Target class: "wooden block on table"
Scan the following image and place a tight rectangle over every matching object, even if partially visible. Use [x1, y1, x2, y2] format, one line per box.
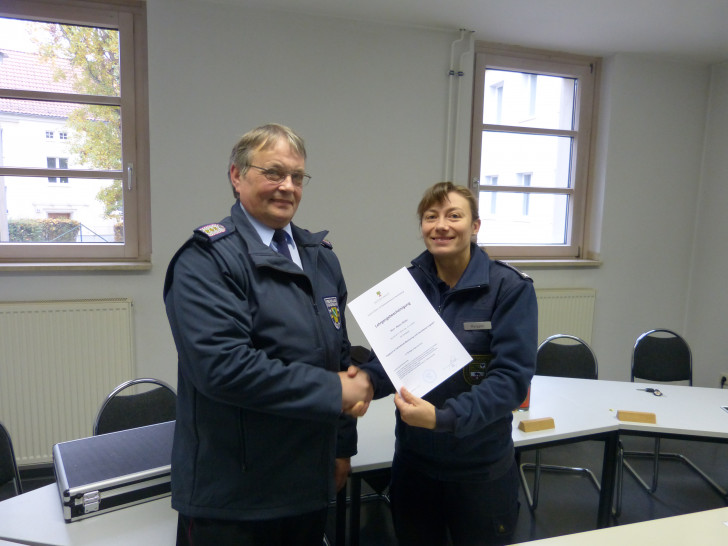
[617, 410, 657, 423]
[518, 417, 555, 432]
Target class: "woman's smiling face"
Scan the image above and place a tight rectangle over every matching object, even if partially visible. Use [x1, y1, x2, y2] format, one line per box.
[420, 191, 481, 261]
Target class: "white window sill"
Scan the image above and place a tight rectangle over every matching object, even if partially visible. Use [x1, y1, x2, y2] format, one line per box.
[502, 258, 602, 269]
[0, 261, 152, 272]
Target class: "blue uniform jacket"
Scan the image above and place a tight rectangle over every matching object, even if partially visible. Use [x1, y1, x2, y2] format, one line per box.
[163, 203, 355, 521]
[362, 244, 537, 480]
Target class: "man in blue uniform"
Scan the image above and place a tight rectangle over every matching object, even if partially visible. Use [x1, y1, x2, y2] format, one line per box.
[164, 123, 372, 545]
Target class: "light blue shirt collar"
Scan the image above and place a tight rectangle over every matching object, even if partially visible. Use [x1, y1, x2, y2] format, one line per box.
[239, 203, 302, 268]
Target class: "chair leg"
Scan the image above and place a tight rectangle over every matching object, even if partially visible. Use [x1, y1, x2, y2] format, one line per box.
[622, 437, 728, 501]
[520, 449, 601, 511]
[613, 442, 623, 518]
[659, 452, 728, 498]
[534, 464, 601, 491]
[519, 449, 542, 510]
[621, 437, 660, 493]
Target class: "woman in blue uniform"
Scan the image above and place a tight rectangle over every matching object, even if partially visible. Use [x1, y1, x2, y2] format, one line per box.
[362, 182, 537, 546]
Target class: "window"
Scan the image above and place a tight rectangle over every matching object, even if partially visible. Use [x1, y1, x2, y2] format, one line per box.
[47, 157, 69, 183]
[0, 0, 150, 267]
[470, 43, 599, 260]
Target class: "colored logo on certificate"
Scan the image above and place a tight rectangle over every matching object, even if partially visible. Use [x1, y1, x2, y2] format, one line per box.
[324, 296, 341, 330]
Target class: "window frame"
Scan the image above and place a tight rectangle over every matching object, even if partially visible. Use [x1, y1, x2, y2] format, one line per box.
[469, 42, 600, 261]
[0, 0, 150, 268]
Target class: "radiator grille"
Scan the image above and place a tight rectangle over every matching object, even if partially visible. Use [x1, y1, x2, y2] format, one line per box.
[536, 288, 596, 344]
[0, 299, 134, 465]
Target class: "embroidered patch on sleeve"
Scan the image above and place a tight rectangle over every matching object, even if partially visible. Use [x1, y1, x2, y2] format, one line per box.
[197, 223, 226, 237]
[323, 296, 341, 330]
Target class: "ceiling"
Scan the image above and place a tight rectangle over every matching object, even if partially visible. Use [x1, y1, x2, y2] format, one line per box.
[203, 0, 728, 64]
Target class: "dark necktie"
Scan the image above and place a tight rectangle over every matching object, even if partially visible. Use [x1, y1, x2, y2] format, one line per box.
[272, 229, 292, 261]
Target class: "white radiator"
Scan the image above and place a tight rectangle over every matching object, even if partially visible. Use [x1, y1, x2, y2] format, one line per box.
[0, 299, 134, 465]
[536, 288, 596, 344]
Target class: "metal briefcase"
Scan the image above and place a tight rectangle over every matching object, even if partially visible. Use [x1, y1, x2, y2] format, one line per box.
[53, 420, 174, 522]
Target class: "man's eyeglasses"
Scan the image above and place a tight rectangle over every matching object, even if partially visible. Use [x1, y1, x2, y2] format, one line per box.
[248, 165, 311, 187]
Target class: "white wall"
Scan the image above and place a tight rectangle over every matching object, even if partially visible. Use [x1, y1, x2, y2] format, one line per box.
[529, 54, 711, 381]
[685, 62, 728, 388]
[1, 0, 725, 389]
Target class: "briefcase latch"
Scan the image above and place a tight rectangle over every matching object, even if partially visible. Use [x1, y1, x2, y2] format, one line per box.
[82, 491, 100, 514]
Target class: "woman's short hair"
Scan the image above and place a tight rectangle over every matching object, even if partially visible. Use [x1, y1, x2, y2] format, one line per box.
[227, 123, 307, 198]
[417, 182, 479, 223]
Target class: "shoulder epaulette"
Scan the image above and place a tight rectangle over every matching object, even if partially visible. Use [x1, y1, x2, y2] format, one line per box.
[495, 260, 531, 281]
[193, 222, 235, 243]
[321, 239, 333, 249]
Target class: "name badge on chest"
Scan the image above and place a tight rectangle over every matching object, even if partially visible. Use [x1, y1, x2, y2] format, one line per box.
[463, 321, 491, 331]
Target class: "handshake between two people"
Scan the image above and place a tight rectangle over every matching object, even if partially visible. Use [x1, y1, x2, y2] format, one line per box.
[338, 365, 374, 417]
[337, 366, 437, 428]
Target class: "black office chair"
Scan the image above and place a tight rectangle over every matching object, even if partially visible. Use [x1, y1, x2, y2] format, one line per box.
[519, 334, 601, 510]
[93, 378, 177, 436]
[0, 421, 23, 500]
[614, 329, 727, 516]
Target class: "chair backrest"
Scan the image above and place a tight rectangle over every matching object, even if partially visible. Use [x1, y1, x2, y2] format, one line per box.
[93, 378, 177, 435]
[536, 334, 598, 380]
[631, 329, 692, 384]
[0, 420, 23, 497]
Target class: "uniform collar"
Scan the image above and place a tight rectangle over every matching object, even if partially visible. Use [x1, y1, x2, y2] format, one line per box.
[230, 202, 327, 249]
[237, 203, 292, 247]
[412, 242, 491, 290]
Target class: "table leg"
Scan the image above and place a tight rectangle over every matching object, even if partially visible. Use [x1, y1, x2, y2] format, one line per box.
[335, 484, 347, 546]
[597, 431, 618, 528]
[349, 476, 362, 546]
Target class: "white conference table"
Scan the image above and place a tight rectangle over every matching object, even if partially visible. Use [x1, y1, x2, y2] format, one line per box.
[346, 375, 728, 546]
[511, 505, 728, 545]
[2, 376, 728, 546]
[0, 483, 175, 545]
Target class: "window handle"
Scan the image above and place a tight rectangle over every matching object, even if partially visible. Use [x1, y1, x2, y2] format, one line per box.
[127, 163, 134, 191]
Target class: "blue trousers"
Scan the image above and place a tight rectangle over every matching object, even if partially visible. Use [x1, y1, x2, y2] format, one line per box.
[176, 508, 327, 546]
[389, 455, 520, 546]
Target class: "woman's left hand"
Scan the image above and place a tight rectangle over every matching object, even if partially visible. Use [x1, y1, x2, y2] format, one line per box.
[394, 387, 436, 429]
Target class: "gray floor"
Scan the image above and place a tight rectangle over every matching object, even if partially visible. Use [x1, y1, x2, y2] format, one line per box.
[328, 436, 728, 545]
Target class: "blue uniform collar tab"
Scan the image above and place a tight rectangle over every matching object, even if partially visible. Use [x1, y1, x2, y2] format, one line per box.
[411, 243, 491, 289]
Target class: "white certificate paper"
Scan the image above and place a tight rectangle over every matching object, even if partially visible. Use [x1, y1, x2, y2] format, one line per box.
[349, 267, 472, 397]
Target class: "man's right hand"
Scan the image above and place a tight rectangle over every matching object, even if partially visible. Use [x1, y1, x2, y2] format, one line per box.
[339, 366, 373, 417]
